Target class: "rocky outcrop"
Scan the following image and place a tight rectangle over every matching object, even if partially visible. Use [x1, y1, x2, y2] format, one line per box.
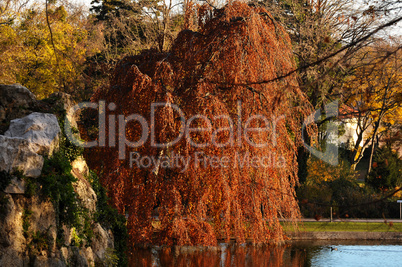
[5, 112, 60, 156]
[0, 191, 115, 266]
[0, 85, 118, 266]
[0, 113, 60, 178]
[4, 177, 27, 194]
[0, 135, 44, 178]
[48, 92, 79, 129]
[0, 84, 37, 122]
[0, 193, 58, 266]
[0, 85, 77, 135]
[91, 223, 114, 261]
[71, 167, 97, 216]
[0, 84, 42, 135]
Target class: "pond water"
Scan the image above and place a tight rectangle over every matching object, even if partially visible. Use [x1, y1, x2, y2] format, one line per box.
[128, 240, 402, 266]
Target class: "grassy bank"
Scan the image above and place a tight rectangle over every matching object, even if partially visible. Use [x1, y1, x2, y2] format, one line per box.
[282, 222, 402, 232]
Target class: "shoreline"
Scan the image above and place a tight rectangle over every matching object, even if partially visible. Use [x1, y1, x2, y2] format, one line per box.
[287, 231, 402, 240]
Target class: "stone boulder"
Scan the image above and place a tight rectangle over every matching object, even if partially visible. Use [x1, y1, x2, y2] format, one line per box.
[0, 194, 56, 267]
[0, 86, 117, 266]
[0, 112, 60, 178]
[0, 84, 38, 134]
[5, 112, 60, 156]
[0, 135, 44, 178]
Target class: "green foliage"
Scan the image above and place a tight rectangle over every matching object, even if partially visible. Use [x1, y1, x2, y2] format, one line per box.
[297, 180, 399, 218]
[22, 209, 33, 238]
[70, 227, 82, 247]
[56, 227, 65, 248]
[304, 156, 356, 185]
[38, 151, 81, 227]
[366, 146, 402, 191]
[37, 130, 126, 262]
[59, 119, 84, 163]
[37, 149, 96, 247]
[31, 230, 50, 252]
[91, 0, 137, 21]
[22, 209, 51, 257]
[82, 212, 95, 247]
[34, 106, 127, 259]
[88, 171, 128, 267]
[34, 94, 93, 245]
[102, 248, 119, 267]
[40, 95, 67, 115]
[24, 177, 38, 198]
[41, 95, 85, 162]
[25, 228, 52, 260]
[298, 156, 400, 218]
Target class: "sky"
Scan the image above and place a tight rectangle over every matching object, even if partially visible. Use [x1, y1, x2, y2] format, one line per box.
[73, 0, 93, 8]
[67, 0, 91, 7]
[66, 0, 93, 11]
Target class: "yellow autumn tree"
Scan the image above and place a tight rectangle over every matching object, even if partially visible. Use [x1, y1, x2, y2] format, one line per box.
[0, 1, 100, 98]
[305, 156, 356, 185]
[342, 43, 402, 171]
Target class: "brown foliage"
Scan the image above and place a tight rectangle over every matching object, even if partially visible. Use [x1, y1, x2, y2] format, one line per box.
[83, 2, 311, 246]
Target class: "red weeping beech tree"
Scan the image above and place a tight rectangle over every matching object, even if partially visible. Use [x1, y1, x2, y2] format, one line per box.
[82, 2, 312, 246]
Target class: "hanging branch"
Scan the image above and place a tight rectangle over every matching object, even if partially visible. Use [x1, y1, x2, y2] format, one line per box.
[208, 15, 402, 86]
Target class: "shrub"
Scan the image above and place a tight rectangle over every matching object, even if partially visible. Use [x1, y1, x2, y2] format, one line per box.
[366, 146, 402, 191]
[298, 156, 400, 218]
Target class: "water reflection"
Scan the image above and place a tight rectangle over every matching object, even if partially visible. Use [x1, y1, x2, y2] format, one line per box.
[129, 243, 304, 266]
[129, 240, 402, 267]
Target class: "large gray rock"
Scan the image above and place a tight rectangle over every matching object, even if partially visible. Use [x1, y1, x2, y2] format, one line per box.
[0, 135, 44, 177]
[0, 112, 60, 178]
[0, 84, 38, 134]
[0, 87, 116, 266]
[5, 112, 60, 156]
[0, 84, 36, 106]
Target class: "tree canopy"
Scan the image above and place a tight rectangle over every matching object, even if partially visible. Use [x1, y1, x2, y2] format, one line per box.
[0, 1, 100, 98]
[83, 2, 312, 246]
